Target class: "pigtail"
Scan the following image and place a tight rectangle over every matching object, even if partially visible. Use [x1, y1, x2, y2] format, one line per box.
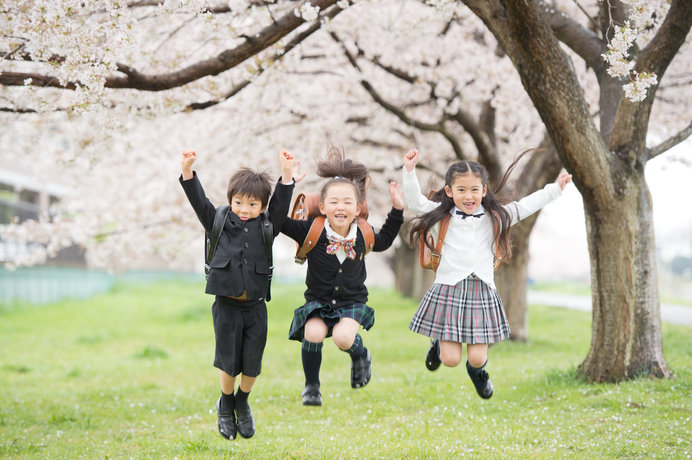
[317, 146, 370, 204]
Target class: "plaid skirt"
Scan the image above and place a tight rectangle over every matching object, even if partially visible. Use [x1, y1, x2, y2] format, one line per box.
[409, 274, 510, 344]
[289, 301, 375, 342]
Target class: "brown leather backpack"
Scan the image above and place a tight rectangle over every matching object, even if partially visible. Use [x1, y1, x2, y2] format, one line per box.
[290, 192, 374, 264]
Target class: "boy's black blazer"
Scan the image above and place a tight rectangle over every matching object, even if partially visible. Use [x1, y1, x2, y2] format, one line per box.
[180, 172, 294, 300]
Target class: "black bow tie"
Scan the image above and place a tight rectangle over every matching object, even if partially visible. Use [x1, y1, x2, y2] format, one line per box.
[456, 210, 484, 219]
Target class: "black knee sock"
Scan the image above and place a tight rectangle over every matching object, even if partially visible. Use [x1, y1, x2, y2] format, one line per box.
[219, 391, 235, 412]
[235, 388, 250, 409]
[345, 334, 366, 360]
[301, 339, 323, 386]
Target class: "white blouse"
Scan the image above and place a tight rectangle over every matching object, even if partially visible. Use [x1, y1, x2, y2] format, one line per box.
[403, 167, 562, 289]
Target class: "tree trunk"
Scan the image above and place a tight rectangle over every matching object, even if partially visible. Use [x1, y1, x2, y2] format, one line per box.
[578, 170, 671, 381]
[393, 235, 436, 302]
[495, 214, 537, 341]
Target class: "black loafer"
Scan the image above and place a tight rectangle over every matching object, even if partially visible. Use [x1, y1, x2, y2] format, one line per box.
[351, 348, 371, 389]
[216, 397, 237, 440]
[235, 404, 255, 438]
[302, 383, 322, 406]
[425, 340, 441, 371]
[466, 361, 494, 399]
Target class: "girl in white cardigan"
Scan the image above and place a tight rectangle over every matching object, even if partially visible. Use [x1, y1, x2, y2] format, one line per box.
[403, 149, 572, 398]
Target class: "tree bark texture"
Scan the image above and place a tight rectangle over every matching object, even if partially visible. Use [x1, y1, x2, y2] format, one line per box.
[578, 170, 669, 380]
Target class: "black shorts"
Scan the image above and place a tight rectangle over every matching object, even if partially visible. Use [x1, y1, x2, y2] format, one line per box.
[211, 296, 268, 378]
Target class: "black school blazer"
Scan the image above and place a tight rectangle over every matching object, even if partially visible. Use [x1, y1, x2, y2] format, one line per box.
[281, 208, 404, 308]
[180, 172, 294, 299]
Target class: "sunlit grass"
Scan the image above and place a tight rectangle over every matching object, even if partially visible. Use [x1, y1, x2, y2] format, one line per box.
[1, 280, 690, 459]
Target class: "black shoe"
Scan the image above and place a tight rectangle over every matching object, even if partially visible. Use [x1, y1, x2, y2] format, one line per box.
[425, 340, 441, 371]
[351, 348, 371, 389]
[302, 383, 322, 406]
[216, 397, 237, 440]
[466, 361, 494, 399]
[235, 403, 255, 438]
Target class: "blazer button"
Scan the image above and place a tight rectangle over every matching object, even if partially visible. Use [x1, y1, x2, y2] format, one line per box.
[243, 228, 248, 232]
[338, 268, 343, 273]
[335, 286, 340, 291]
[244, 242, 249, 248]
[243, 258, 247, 264]
[331, 300, 336, 304]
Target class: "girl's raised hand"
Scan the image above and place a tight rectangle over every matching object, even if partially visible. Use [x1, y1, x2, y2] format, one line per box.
[293, 159, 307, 183]
[404, 149, 419, 172]
[557, 172, 573, 190]
[389, 181, 404, 210]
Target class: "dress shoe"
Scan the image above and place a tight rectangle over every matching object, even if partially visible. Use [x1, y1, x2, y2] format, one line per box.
[466, 361, 493, 399]
[235, 403, 255, 438]
[301, 383, 322, 406]
[216, 397, 237, 440]
[351, 348, 371, 389]
[425, 340, 441, 371]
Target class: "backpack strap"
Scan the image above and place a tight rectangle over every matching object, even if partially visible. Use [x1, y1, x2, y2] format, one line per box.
[204, 205, 230, 280]
[356, 217, 374, 255]
[260, 211, 274, 301]
[294, 216, 325, 264]
[423, 215, 451, 272]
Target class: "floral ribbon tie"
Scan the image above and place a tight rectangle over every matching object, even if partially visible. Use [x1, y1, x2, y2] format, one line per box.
[326, 235, 356, 260]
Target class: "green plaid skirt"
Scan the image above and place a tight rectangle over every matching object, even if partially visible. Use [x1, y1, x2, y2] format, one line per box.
[288, 301, 375, 341]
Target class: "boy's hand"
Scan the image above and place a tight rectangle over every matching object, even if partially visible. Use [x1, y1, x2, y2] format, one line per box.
[181, 150, 196, 180]
[389, 181, 404, 210]
[404, 149, 419, 172]
[557, 172, 572, 190]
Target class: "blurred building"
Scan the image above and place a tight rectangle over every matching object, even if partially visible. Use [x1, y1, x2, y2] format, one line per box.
[0, 167, 85, 266]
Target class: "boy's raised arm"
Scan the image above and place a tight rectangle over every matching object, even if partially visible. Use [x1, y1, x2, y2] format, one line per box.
[181, 150, 196, 180]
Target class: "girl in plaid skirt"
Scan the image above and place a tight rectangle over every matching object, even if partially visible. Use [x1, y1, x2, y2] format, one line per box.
[281, 149, 405, 406]
[402, 148, 572, 398]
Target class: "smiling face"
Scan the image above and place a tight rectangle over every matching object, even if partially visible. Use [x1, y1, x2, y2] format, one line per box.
[445, 172, 487, 215]
[319, 182, 362, 237]
[231, 194, 265, 221]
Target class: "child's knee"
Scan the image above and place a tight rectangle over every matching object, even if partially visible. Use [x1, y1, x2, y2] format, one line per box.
[440, 350, 462, 367]
[304, 327, 327, 343]
[331, 331, 354, 350]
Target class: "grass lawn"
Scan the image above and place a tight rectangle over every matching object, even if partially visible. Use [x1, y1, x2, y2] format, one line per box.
[1, 280, 690, 459]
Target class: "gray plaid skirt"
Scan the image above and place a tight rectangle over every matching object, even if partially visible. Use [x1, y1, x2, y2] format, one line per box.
[289, 301, 375, 342]
[409, 274, 510, 344]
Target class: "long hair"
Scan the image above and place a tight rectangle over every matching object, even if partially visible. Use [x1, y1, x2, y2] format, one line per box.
[409, 150, 532, 266]
[316, 146, 370, 204]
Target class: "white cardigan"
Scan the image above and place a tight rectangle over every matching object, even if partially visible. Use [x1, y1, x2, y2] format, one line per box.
[403, 167, 562, 289]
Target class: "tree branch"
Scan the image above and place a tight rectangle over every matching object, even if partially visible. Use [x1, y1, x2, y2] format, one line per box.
[539, 0, 604, 70]
[330, 31, 467, 160]
[647, 122, 692, 160]
[0, 0, 339, 91]
[183, 3, 344, 111]
[609, 0, 692, 155]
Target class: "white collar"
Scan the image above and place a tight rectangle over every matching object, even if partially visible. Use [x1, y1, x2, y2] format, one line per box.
[324, 218, 358, 241]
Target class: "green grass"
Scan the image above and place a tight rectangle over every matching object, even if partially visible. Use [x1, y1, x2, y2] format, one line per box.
[1, 280, 690, 459]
